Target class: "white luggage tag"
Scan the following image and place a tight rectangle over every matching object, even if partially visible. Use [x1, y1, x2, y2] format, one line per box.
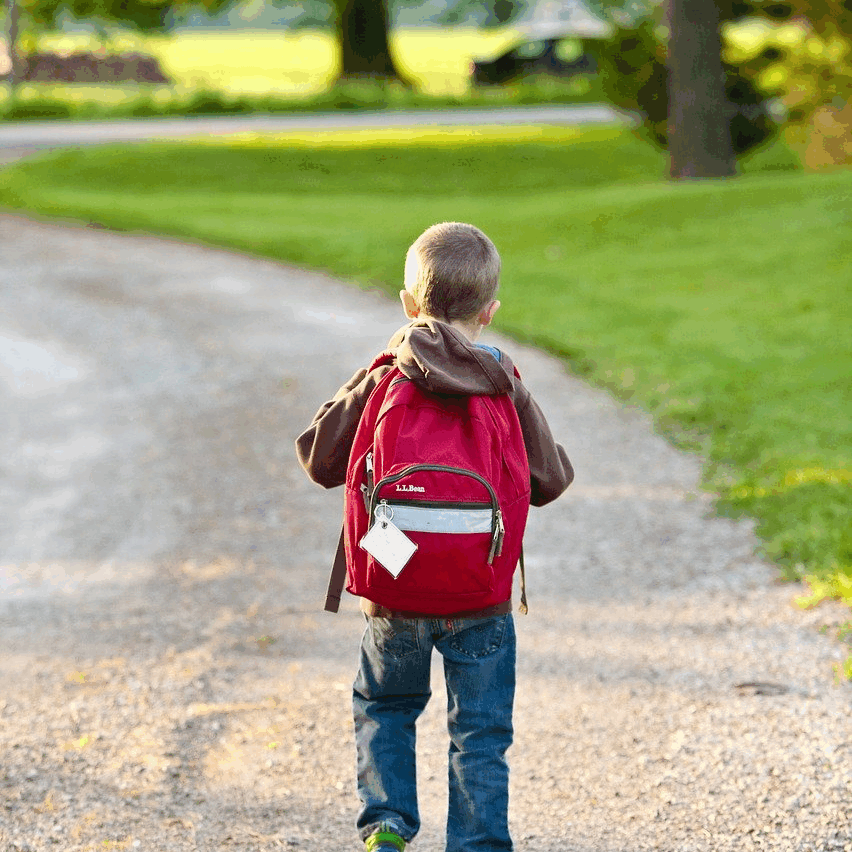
[360, 502, 417, 579]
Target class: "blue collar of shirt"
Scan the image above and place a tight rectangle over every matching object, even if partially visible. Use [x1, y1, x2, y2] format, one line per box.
[474, 343, 501, 362]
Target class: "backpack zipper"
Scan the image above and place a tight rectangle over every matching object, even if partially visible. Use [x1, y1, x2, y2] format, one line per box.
[360, 451, 375, 510]
[368, 462, 504, 564]
[382, 498, 491, 511]
[366, 451, 375, 495]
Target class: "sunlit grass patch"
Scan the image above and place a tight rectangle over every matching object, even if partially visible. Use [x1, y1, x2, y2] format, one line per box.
[148, 27, 522, 94]
[1, 26, 605, 121]
[185, 124, 596, 149]
[147, 29, 340, 94]
[26, 27, 527, 96]
[393, 26, 521, 93]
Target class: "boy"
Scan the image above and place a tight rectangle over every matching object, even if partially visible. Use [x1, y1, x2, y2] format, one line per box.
[295, 222, 573, 852]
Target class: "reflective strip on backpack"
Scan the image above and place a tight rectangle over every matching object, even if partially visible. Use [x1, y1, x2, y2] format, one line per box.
[388, 504, 493, 535]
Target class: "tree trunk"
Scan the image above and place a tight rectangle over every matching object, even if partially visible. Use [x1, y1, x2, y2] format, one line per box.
[5, 0, 21, 89]
[667, 0, 737, 179]
[339, 0, 405, 80]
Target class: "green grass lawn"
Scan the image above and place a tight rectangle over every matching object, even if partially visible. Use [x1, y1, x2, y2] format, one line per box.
[1, 126, 850, 625]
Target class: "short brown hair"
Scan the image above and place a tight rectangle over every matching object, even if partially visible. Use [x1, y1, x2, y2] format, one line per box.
[406, 222, 500, 322]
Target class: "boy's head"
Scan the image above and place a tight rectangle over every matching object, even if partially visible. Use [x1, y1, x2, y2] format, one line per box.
[402, 222, 501, 328]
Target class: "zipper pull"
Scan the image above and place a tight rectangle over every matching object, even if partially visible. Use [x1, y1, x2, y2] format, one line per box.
[488, 509, 504, 564]
[366, 451, 374, 495]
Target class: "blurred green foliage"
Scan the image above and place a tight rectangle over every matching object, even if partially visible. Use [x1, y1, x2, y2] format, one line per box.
[4, 0, 530, 34]
[12, 0, 221, 32]
[589, 0, 852, 167]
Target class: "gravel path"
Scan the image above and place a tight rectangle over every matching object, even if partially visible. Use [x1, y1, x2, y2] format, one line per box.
[0, 212, 849, 852]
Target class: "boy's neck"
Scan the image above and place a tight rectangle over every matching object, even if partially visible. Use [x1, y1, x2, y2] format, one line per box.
[418, 315, 482, 343]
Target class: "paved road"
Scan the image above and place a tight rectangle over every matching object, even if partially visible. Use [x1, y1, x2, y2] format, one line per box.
[0, 212, 849, 851]
[0, 104, 629, 163]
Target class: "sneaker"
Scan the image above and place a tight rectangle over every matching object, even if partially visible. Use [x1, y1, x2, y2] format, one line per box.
[364, 822, 406, 852]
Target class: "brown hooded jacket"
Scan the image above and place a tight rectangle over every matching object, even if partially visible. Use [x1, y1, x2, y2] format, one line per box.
[295, 321, 574, 506]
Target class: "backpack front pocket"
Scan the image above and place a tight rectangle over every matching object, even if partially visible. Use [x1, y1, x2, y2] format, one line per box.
[363, 464, 502, 607]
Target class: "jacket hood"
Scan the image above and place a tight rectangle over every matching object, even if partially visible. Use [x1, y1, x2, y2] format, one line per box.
[387, 320, 515, 396]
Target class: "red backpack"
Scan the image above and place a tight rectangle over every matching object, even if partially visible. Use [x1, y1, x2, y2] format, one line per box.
[324, 352, 531, 615]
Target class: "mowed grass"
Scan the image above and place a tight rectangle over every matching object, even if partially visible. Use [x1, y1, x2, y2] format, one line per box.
[1, 126, 850, 613]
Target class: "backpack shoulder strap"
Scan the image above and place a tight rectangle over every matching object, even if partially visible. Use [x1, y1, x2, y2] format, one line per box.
[324, 352, 397, 614]
[324, 527, 347, 613]
[368, 350, 396, 371]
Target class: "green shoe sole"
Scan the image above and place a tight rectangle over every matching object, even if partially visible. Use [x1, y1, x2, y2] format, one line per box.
[365, 830, 405, 852]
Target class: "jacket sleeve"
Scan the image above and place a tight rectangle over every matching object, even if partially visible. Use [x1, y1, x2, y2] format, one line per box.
[294, 365, 390, 489]
[513, 379, 574, 507]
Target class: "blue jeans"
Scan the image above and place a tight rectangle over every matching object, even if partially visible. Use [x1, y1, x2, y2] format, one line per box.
[353, 613, 516, 852]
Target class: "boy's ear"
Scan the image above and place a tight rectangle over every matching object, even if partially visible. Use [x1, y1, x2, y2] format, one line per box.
[400, 289, 420, 319]
[478, 299, 500, 327]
